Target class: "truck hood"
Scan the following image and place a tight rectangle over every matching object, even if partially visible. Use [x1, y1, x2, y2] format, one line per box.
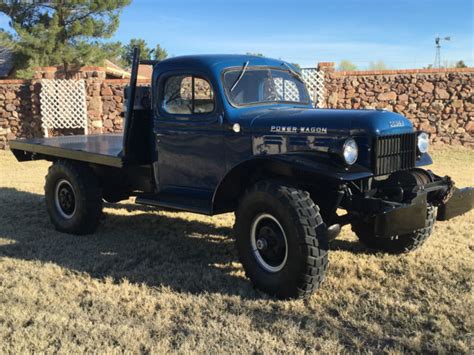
[239, 107, 414, 136]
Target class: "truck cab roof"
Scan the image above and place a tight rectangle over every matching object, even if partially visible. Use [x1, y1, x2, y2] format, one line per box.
[154, 54, 296, 76]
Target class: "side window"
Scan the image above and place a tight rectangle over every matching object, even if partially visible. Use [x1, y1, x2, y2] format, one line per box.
[162, 75, 214, 115]
[194, 78, 214, 113]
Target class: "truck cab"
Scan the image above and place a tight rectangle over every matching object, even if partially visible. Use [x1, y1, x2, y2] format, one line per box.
[127, 54, 327, 213]
[10, 50, 473, 299]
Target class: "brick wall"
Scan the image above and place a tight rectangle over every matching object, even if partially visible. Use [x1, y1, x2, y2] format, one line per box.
[320, 64, 474, 146]
[0, 65, 473, 149]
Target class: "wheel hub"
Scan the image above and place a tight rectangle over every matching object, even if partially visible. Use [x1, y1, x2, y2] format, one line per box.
[54, 179, 76, 219]
[256, 238, 268, 250]
[250, 213, 288, 273]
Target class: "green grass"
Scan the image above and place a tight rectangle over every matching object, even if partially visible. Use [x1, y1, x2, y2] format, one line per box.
[0, 147, 473, 353]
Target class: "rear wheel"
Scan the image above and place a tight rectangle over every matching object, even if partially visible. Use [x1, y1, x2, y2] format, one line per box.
[45, 160, 103, 235]
[234, 180, 329, 299]
[351, 205, 437, 254]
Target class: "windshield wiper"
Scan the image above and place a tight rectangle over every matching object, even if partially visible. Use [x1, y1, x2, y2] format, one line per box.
[230, 61, 250, 92]
[282, 62, 303, 82]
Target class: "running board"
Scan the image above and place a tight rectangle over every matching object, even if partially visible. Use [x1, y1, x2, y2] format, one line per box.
[135, 195, 211, 215]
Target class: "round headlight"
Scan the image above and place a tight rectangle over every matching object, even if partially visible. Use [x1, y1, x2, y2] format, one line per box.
[343, 138, 358, 165]
[417, 132, 429, 154]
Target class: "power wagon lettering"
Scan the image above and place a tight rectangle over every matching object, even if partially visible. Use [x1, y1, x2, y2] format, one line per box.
[271, 126, 328, 134]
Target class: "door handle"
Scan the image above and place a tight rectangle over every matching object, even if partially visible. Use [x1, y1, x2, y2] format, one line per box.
[155, 132, 164, 143]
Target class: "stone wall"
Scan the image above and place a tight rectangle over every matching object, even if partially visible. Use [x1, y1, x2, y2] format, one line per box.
[0, 80, 42, 149]
[321, 64, 474, 146]
[86, 80, 125, 134]
[0, 65, 473, 149]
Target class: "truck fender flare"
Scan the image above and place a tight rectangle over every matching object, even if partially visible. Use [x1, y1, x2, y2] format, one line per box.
[210, 155, 337, 214]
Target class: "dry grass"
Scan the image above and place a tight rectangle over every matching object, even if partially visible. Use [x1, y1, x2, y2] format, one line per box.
[0, 147, 473, 353]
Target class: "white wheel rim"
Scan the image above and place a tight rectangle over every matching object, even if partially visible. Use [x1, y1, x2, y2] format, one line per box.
[54, 179, 76, 219]
[250, 213, 288, 273]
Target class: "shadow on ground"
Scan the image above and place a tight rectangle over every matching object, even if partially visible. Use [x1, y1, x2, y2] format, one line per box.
[0, 187, 369, 298]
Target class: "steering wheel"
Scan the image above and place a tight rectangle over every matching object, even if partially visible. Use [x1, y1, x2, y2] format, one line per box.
[264, 92, 279, 102]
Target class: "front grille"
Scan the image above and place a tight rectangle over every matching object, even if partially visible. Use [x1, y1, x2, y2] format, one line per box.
[373, 133, 417, 175]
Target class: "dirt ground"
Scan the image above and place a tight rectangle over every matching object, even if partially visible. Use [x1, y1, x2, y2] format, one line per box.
[0, 147, 473, 353]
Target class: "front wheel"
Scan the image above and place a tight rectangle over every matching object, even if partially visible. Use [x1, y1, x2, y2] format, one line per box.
[45, 160, 103, 235]
[234, 181, 329, 299]
[351, 205, 437, 254]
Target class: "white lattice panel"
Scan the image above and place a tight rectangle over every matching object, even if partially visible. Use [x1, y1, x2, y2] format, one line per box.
[301, 68, 325, 108]
[40, 79, 88, 137]
[273, 77, 301, 102]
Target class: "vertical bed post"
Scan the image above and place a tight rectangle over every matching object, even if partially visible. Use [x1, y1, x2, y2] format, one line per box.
[122, 47, 140, 159]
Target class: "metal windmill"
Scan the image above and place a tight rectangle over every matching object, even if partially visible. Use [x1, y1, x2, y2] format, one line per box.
[434, 35, 451, 68]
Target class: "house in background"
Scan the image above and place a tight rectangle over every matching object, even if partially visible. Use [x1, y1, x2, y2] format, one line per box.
[104, 59, 151, 81]
[0, 47, 14, 78]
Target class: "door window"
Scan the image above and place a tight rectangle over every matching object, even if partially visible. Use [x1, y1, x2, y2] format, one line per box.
[162, 75, 215, 115]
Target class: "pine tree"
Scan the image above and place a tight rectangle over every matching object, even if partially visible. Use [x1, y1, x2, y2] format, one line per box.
[101, 41, 127, 67]
[455, 60, 467, 68]
[122, 39, 152, 66]
[0, 0, 131, 78]
[153, 44, 168, 61]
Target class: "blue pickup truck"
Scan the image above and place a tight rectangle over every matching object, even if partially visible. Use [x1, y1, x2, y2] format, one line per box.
[10, 49, 473, 299]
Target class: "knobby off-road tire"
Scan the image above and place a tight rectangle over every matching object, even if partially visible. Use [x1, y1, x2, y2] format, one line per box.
[351, 205, 437, 254]
[234, 181, 329, 299]
[45, 160, 103, 235]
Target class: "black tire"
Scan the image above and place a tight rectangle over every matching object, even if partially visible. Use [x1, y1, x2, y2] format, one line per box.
[351, 205, 437, 254]
[234, 180, 329, 299]
[45, 160, 103, 235]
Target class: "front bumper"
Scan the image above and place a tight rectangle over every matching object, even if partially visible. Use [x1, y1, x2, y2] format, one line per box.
[346, 176, 473, 237]
[437, 187, 474, 221]
[374, 194, 427, 237]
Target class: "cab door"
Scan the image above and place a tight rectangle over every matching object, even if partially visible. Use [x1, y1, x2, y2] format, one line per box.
[153, 73, 226, 201]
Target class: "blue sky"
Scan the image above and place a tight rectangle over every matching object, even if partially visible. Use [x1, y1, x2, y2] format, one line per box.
[1, 0, 473, 68]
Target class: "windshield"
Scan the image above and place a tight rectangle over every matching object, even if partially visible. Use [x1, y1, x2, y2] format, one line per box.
[223, 67, 311, 107]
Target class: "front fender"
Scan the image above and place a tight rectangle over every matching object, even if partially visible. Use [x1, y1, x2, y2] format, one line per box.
[266, 153, 374, 181]
[211, 153, 373, 214]
[416, 152, 433, 167]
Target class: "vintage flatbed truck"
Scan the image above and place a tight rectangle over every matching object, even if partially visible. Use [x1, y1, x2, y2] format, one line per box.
[10, 49, 473, 299]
